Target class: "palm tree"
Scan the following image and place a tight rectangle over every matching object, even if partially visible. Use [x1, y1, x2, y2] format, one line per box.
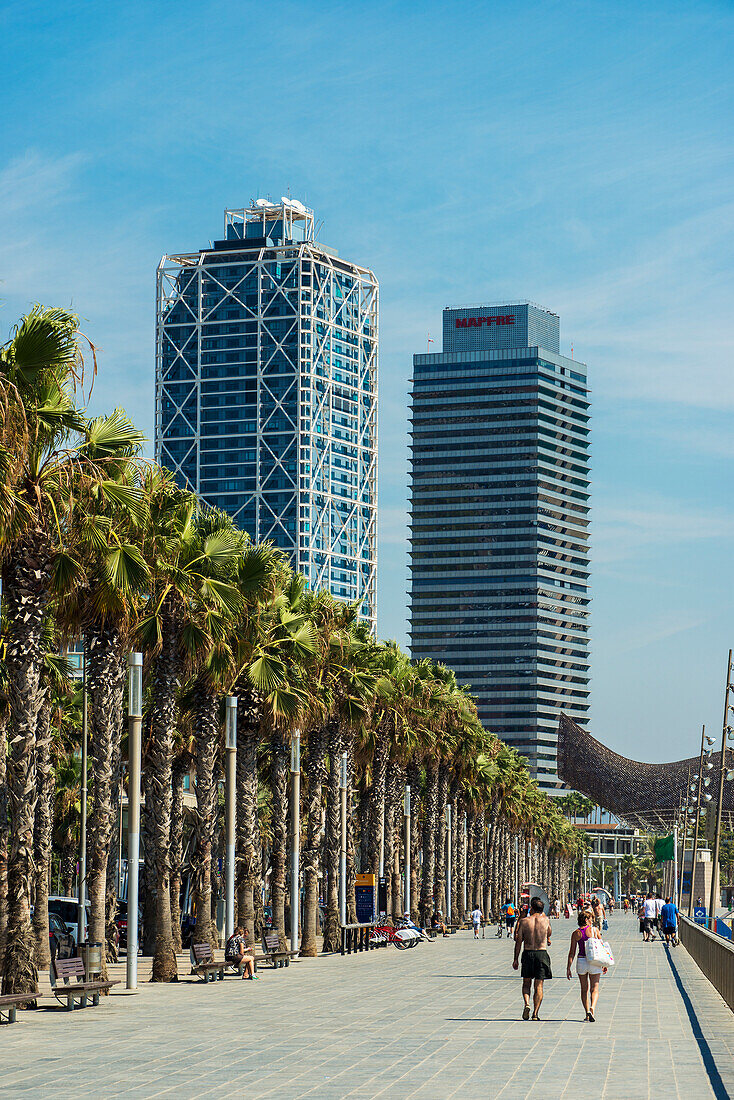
[59, 429, 148, 974]
[137, 474, 246, 981]
[0, 308, 144, 994]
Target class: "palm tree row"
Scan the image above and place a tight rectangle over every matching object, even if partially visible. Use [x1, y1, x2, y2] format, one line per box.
[0, 307, 588, 994]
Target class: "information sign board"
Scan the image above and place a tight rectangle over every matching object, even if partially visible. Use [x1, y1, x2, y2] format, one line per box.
[355, 873, 375, 924]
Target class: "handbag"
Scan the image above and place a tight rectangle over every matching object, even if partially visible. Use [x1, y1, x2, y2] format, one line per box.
[602, 919, 608, 931]
[585, 935, 614, 971]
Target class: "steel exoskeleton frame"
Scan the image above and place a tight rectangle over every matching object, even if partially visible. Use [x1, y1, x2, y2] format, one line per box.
[155, 200, 377, 627]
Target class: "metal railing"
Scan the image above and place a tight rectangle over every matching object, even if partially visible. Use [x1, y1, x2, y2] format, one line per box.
[340, 922, 376, 956]
[679, 915, 734, 1012]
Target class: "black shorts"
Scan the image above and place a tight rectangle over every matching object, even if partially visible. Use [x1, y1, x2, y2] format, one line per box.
[521, 950, 553, 980]
[662, 925, 676, 936]
[506, 916, 516, 927]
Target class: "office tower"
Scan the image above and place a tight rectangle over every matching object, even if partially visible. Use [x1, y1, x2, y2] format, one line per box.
[408, 302, 590, 792]
[155, 199, 378, 625]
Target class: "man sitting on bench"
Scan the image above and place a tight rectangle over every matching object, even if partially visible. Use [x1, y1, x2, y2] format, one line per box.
[224, 926, 258, 980]
[431, 910, 448, 937]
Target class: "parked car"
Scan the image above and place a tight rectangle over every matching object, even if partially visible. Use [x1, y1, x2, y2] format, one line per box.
[48, 896, 89, 943]
[49, 911, 76, 960]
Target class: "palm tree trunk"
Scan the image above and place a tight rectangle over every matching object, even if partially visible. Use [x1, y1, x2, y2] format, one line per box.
[345, 730, 357, 925]
[192, 683, 219, 950]
[1, 533, 52, 995]
[407, 763, 420, 922]
[300, 725, 326, 957]
[0, 718, 9, 971]
[270, 729, 288, 944]
[369, 742, 387, 877]
[105, 734, 123, 963]
[86, 626, 126, 981]
[169, 759, 186, 953]
[148, 604, 180, 982]
[140, 765, 157, 956]
[434, 765, 448, 922]
[456, 805, 466, 920]
[390, 769, 403, 920]
[235, 689, 261, 945]
[419, 762, 438, 926]
[473, 813, 484, 908]
[61, 850, 75, 900]
[32, 699, 53, 970]
[322, 720, 342, 953]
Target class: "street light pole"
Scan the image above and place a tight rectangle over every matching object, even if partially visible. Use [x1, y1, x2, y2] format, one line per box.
[462, 814, 467, 916]
[687, 724, 707, 919]
[224, 696, 237, 942]
[403, 784, 411, 915]
[290, 730, 300, 953]
[445, 803, 452, 924]
[339, 751, 347, 928]
[709, 649, 733, 931]
[77, 645, 88, 945]
[677, 767, 691, 909]
[126, 653, 143, 991]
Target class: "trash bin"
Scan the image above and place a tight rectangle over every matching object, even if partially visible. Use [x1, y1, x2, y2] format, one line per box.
[79, 941, 103, 976]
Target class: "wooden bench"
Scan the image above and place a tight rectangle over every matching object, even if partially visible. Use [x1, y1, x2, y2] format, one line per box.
[0, 992, 41, 1024]
[52, 957, 118, 1010]
[191, 942, 226, 982]
[258, 931, 298, 968]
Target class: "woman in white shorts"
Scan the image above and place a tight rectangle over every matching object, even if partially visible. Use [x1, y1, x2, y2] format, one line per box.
[566, 910, 606, 1022]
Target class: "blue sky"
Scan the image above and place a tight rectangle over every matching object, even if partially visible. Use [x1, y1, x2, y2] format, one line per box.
[2, 0, 733, 763]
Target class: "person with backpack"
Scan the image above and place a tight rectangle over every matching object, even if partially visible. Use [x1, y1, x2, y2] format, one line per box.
[224, 926, 258, 979]
[501, 898, 517, 938]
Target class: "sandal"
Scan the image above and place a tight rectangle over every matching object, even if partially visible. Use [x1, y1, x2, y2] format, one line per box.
[522, 1006, 530, 1021]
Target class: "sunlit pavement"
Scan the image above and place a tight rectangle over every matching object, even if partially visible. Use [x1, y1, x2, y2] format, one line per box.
[1, 913, 733, 1099]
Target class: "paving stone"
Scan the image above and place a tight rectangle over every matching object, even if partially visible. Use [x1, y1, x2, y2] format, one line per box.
[0, 915, 732, 1098]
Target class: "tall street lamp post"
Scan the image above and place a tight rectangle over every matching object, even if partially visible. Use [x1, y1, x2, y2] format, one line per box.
[687, 725, 710, 918]
[404, 785, 411, 915]
[224, 696, 237, 942]
[709, 649, 734, 931]
[77, 644, 88, 945]
[126, 652, 143, 991]
[677, 766, 691, 910]
[445, 803, 452, 924]
[290, 731, 300, 953]
[462, 814, 467, 916]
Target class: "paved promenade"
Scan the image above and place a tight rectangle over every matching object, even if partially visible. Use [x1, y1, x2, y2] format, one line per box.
[1, 914, 733, 1099]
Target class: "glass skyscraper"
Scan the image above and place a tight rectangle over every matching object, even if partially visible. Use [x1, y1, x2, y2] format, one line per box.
[408, 302, 590, 792]
[155, 199, 378, 624]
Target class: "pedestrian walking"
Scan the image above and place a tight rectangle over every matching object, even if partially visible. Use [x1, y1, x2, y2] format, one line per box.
[567, 910, 607, 1022]
[643, 893, 657, 941]
[590, 896, 604, 932]
[660, 897, 679, 946]
[471, 905, 482, 939]
[501, 897, 517, 938]
[512, 896, 553, 1021]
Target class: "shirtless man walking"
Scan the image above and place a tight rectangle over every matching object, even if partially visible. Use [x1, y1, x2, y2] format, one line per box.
[512, 896, 553, 1021]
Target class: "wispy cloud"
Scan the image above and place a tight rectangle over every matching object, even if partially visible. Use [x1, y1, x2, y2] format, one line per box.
[594, 497, 734, 565]
[0, 150, 85, 215]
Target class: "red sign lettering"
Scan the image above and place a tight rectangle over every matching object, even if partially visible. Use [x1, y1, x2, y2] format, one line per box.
[455, 314, 516, 329]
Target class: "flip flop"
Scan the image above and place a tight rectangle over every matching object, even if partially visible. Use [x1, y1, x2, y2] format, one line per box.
[522, 1006, 530, 1021]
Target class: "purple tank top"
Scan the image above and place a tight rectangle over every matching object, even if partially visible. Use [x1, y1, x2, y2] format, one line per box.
[578, 926, 590, 958]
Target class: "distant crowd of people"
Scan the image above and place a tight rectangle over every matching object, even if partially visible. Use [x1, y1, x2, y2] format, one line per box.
[620, 892, 680, 945]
